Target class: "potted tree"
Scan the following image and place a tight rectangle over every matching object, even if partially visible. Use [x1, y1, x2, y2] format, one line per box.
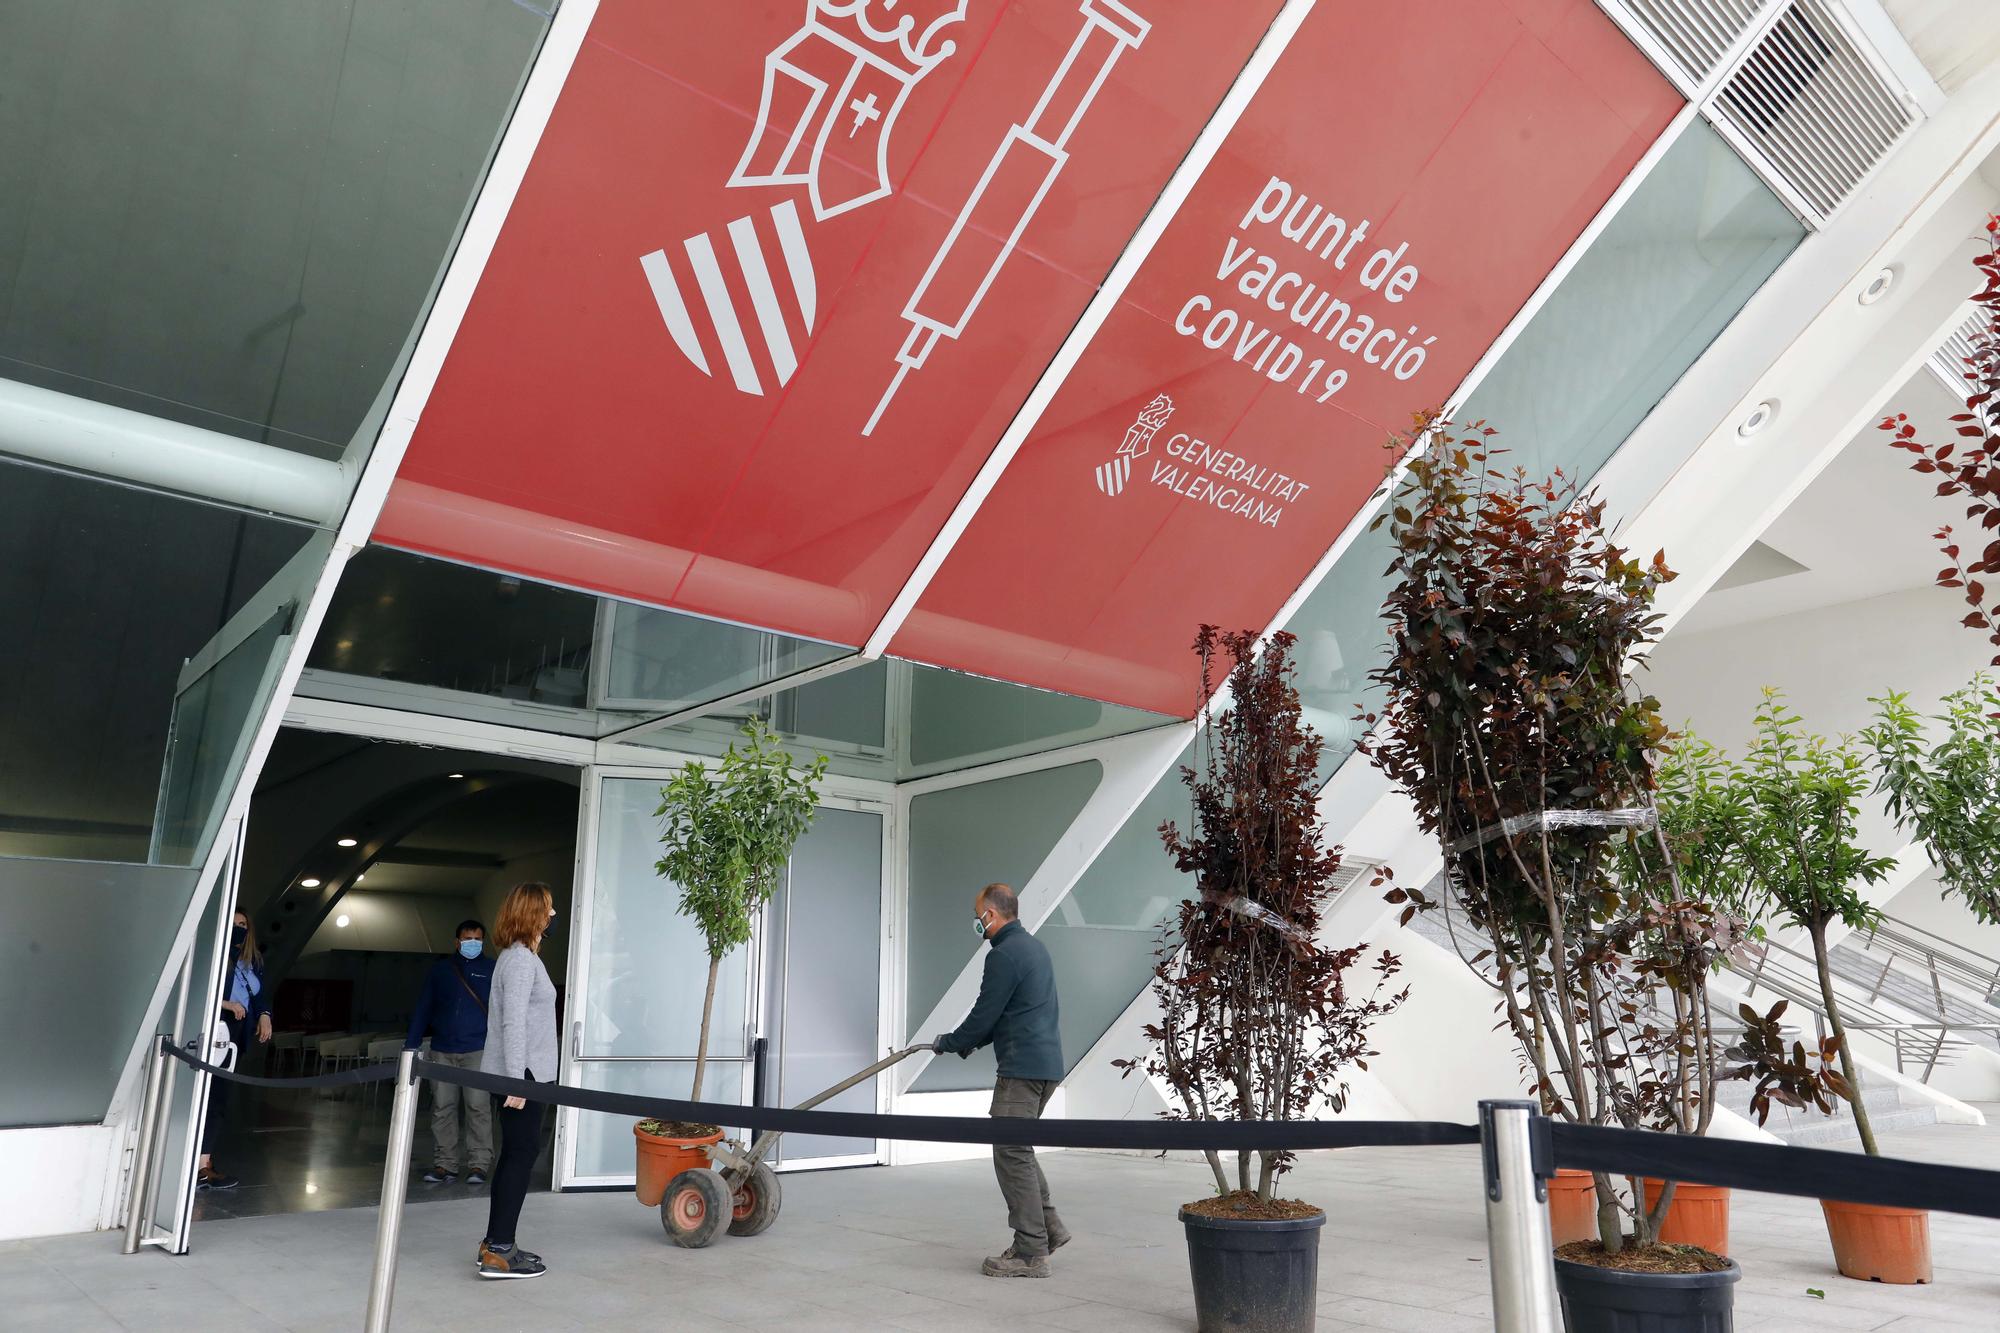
[1866, 674, 2000, 925]
[1690, 696, 1927, 1284]
[1120, 626, 1405, 1333]
[636, 717, 827, 1241]
[1363, 423, 1741, 1329]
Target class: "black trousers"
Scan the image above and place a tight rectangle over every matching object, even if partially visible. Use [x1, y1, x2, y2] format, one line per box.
[484, 1084, 544, 1247]
[199, 1013, 247, 1158]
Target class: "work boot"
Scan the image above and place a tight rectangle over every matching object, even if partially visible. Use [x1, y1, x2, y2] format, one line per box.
[477, 1242, 547, 1279]
[981, 1250, 1050, 1278]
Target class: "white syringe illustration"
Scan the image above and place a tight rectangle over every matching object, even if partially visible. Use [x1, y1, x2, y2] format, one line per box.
[862, 0, 1151, 436]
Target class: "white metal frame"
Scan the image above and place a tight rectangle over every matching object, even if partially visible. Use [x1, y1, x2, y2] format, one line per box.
[555, 763, 900, 1186]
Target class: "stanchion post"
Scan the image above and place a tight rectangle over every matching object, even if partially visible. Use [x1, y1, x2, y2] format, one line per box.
[121, 1035, 172, 1255]
[364, 1050, 420, 1333]
[1479, 1099, 1561, 1333]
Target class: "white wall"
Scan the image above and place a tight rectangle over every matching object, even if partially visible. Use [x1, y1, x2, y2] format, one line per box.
[473, 847, 577, 985]
[0, 1125, 119, 1241]
[1647, 585, 1993, 854]
[296, 890, 478, 958]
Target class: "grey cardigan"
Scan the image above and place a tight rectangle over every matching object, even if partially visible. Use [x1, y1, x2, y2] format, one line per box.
[481, 942, 559, 1083]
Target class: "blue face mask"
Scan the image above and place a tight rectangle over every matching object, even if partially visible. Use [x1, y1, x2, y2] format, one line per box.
[458, 939, 483, 960]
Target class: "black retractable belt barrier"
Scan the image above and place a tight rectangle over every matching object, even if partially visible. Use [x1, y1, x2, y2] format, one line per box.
[415, 1059, 1480, 1152]
[158, 1041, 2000, 1222]
[1552, 1121, 2000, 1222]
[165, 1041, 400, 1089]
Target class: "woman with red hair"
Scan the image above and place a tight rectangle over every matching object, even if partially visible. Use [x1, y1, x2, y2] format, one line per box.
[476, 882, 559, 1279]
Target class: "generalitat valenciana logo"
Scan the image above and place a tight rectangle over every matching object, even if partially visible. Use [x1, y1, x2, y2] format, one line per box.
[1096, 393, 1175, 498]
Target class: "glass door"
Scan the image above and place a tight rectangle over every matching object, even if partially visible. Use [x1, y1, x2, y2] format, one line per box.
[556, 768, 760, 1187]
[142, 822, 242, 1253]
[760, 801, 888, 1169]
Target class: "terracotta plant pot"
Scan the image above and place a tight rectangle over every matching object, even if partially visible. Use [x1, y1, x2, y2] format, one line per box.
[634, 1124, 724, 1208]
[1821, 1199, 1931, 1284]
[1642, 1179, 1731, 1257]
[1548, 1168, 1599, 1247]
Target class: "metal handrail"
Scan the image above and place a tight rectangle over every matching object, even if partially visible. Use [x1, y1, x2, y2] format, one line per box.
[1856, 917, 2000, 1010]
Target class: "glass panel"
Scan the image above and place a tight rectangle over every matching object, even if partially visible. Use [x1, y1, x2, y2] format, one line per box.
[570, 1060, 746, 1181]
[904, 762, 1102, 1091]
[0, 856, 199, 1127]
[0, 1, 549, 461]
[583, 777, 751, 1061]
[0, 461, 311, 862]
[600, 602, 849, 713]
[1035, 743, 1195, 1077]
[153, 845, 233, 1243]
[302, 545, 859, 736]
[904, 665, 1175, 778]
[770, 808, 883, 1161]
[1283, 118, 1805, 784]
[154, 611, 290, 867]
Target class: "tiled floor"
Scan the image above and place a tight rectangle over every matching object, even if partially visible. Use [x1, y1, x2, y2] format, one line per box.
[7, 1110, 2000, 1330]
[194, 1082, 551, 1222]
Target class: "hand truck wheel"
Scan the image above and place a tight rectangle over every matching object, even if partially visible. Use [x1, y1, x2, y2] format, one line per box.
[660, 1167, 730, 1248]
[726, 1160, 782, 1237]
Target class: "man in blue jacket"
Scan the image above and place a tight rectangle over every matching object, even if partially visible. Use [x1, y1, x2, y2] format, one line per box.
[934, 883, 1069, 1278]
[407, 920, 494, 1185]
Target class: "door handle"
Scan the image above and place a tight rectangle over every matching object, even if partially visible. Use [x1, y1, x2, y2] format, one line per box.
[571, 1020, 583, 1060]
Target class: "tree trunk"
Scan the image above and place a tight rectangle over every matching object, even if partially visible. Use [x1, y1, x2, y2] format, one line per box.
[1810, 919, 1880, 1157]
[1255, 1150, 1277, 1204]
[691, 955, 720, 1104]
[1592, 1172, 1623, 1252]
[1236, 1148, 1251, 1194]
[1201, 1148, 1230, 1196]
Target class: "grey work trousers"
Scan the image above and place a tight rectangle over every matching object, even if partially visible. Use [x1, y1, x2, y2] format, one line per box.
[427, 1048, 493, 1172]
[991, 1077, 1066, 1257]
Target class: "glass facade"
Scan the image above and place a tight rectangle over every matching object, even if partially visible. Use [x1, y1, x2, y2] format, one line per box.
[0, 0, 548, 462]
[1287, 118, 1806, 784]
[1005, 118, 1808, 1080]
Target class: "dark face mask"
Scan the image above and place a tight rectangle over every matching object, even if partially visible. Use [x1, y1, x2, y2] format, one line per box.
[231, 925, 247, 954]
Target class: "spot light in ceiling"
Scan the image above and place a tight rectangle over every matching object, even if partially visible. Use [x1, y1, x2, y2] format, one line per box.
[336, 914, 351, 928]
[301, 877, 322, 888]
[449, 773, 465, 779]
[1859, 267, 1895, 305]
[1735, 400, 1777, 441]
[337, 837, 358, 848]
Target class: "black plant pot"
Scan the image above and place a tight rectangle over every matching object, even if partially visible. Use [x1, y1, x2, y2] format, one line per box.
[1555, 1256, 1741, 1332]
[1179, 1206, 1326, 1333]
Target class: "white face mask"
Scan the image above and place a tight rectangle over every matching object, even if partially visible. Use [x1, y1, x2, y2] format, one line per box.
[973, 913, 990, 938]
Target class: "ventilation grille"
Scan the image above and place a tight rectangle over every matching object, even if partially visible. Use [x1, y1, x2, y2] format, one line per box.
[1621, 0, 1769, 85]
[1711, 0, 1915, 219]
[1329, 857, 1383, 895]
[1928, 307, 1985, 405]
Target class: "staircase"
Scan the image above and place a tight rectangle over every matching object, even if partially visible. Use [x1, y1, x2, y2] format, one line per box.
[1403, 906, 1949, 1144]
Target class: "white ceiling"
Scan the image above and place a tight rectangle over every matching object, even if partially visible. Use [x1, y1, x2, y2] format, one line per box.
[1672, 367, 1972, 633]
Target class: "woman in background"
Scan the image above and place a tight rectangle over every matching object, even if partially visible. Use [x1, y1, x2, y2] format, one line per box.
[198, 909, 272, 1190]
[476, 881, 559, 1279]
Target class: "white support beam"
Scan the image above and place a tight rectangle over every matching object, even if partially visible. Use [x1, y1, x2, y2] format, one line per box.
[0, 377, 346, 523]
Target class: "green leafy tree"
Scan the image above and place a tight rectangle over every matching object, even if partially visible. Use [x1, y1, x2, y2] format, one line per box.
[1727, 692, 1898, 1156]
[1864, 675, 2000, 925]
[655, 718, 828, 1102]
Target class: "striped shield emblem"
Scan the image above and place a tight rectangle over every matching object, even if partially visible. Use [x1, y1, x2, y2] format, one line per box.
[641, 199, 817, 397]
[1096, 455, 1133, 497]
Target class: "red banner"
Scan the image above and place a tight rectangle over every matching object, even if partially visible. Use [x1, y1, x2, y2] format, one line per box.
[891, 0, 1680, 713]
[379, 0, 1283, 646]
[378, 0, 1677, 715]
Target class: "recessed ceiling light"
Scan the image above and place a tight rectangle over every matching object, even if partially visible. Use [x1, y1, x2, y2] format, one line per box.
[449, 773, 465, 779]
[1736, 400, 1777, 440]
[337, 837, 358, 848]
[301, 877, 322, 888]
[1859, 267, 1895, 305]
[335, 914, 350, 928]
[356, 872, 366, 882]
